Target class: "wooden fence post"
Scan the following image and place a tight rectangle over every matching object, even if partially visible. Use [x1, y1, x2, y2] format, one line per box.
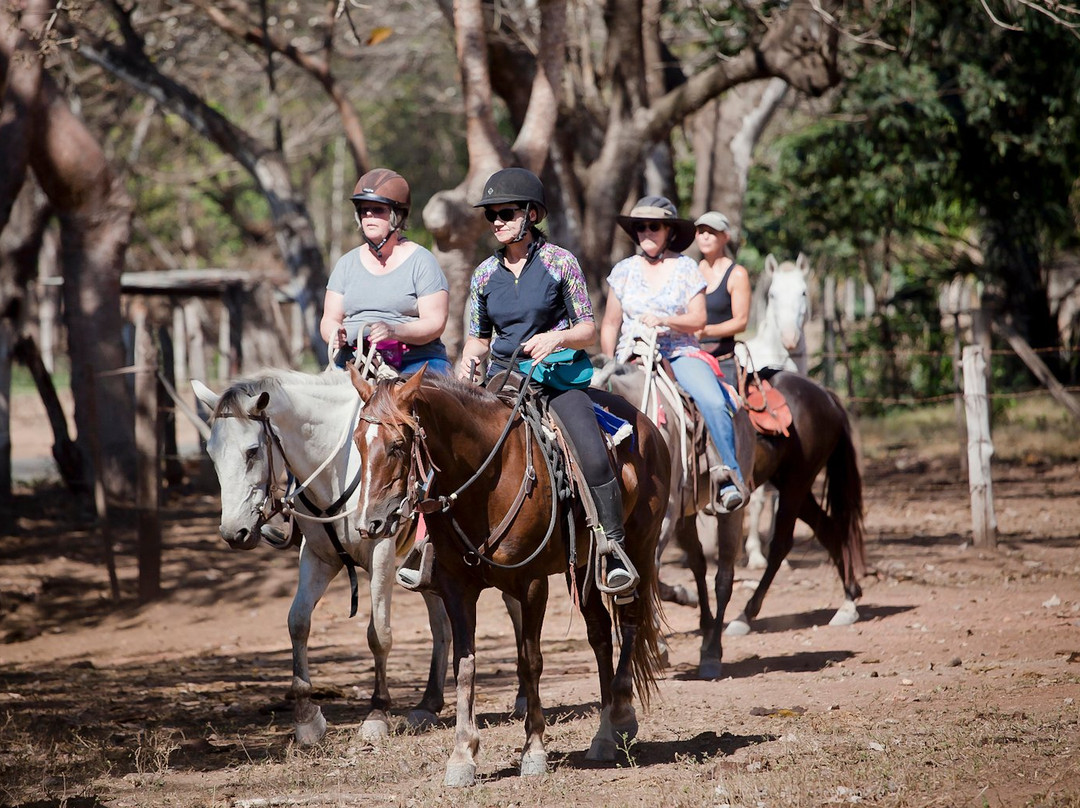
[823, 276, 836, 388]
[962, 345, 996, 548]
[133, 306, 162, 601]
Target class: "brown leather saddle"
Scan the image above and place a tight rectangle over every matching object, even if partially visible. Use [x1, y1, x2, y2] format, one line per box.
[736, 365, 792, 437]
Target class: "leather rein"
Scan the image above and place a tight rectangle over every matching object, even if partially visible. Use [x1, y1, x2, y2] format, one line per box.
[216, 404, 367, 618]
[360, 378, 561, 571]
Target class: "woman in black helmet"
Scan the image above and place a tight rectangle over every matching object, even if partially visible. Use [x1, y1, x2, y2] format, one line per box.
[457, 167, 636, 597]
[320, 168, 452, 375]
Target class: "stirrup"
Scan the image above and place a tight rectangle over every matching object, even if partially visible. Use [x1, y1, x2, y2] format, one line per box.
[595, 538, 640, 601]
[396, 540, 434, 591]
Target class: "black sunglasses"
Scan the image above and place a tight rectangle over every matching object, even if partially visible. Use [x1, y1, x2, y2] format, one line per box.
[484, 207, 523, 223]
[634, 221, 667, 233]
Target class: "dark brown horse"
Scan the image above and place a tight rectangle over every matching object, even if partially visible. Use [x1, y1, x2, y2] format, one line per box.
[593, 361, 866, 679]
[347, 366, 671, 786]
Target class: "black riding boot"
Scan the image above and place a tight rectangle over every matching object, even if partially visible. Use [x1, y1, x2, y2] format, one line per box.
[591, 478, 637, 596]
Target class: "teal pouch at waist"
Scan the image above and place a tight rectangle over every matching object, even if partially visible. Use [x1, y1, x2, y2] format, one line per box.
[518, 348, 594, 391]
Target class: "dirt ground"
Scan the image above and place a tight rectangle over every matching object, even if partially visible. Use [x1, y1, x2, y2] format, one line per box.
[2, 391, 1079, 808]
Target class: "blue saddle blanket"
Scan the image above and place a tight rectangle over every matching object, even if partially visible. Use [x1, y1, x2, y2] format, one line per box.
[593, 404, 633, 447]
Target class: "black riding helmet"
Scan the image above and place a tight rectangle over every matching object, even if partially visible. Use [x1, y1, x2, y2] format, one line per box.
[476, 168, 547, 243]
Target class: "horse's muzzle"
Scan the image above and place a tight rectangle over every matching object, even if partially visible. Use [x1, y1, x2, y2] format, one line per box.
[220, 524, 263, 550]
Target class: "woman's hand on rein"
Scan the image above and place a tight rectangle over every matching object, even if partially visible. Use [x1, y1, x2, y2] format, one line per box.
[522, 331, 563, 363]
[367, 321, 396, 344]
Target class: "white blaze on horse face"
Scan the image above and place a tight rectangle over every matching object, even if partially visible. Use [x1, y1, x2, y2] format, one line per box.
[357, 422, 381, 533]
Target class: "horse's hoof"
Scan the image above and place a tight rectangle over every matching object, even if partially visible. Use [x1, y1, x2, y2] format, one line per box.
[699, 657, 723, 680]
[674, 585, 699, 607]
[519, 750, 548, 776]
[510, 695, 528, 718]
[829, 602, 859, 626]
[746, 553, 767, 570]
[361, 715, 390, 743]
[724, 617, 751, 636]
[586, 736, 617, 761]
[444, 762, 477, 787]
[406, 709, 439, 731]
[294, 710, 327, 747]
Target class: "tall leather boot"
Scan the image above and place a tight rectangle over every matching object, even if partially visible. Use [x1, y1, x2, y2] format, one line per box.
[591, 478, 638, 596]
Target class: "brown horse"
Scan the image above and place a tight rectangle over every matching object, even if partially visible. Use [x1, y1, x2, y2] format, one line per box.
[593, 360, 866, 679]
[347, 366, 670, 786]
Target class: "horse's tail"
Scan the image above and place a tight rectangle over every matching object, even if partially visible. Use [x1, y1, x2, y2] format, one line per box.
[618, 419, 671, 710]
[822, 395, 867, 581]
[620, 535, 666, 709]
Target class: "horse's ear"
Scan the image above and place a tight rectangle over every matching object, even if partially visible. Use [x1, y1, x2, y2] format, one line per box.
[245, 391, 270, 417]
[397, 365, 426, 408]
[795, 252, 811, 276]
[348, 363, 374, 401]
[764, 254, 777, 278]
[191, 379, 220, 410]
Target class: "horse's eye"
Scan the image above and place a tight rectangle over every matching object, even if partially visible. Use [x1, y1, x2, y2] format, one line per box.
[388, 441, 407, 459]
[245, 446, 259, 467]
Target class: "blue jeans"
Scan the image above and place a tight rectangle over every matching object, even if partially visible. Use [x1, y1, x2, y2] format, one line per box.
[400, 356, 452, 376]
[670, 355, 743, 484]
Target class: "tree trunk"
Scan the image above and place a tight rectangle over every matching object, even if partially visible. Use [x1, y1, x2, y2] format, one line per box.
[691, 78, 789, 237]
[2, 1, 136, 498]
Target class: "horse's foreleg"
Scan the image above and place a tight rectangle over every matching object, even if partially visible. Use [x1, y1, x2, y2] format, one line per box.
[675, 514, 711, 631]
[517, 578, 549, 777]
[798, 493, 862, 626]
[700, 512, 740, 679]
[289, 549, 340, 746]
[443, 588, 480, 787]
[745, 486, 774, 569]
[361, 535, 396, 742]
[408, 591, 450, 728]
[502, 592, 527, 717]
[736, 494, 800, 626]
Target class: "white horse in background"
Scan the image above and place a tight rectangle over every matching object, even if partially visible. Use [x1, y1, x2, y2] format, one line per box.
[192, 368, 453, 746]
[734, 253, 811, 570]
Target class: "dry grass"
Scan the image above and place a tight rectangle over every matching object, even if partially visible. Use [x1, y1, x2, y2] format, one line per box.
[856, 395, 1080, 464]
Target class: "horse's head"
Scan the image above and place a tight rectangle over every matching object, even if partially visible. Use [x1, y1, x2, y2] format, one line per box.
[193, 379, 278, 550]
[348, 364, 426, 539]
[763, 252, 810, 352]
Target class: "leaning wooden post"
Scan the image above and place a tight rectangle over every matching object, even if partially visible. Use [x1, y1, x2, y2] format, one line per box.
[133, 306, 162, 602]
[823, 276, 836, 389]
[962, 345, 996, 548]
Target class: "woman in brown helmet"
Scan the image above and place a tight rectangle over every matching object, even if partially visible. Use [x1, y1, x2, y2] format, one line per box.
[320, 168, 451, 374]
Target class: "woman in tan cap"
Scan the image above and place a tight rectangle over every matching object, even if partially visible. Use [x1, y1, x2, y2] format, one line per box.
[600, 196, 747, 512]
[694, 211, 750, 382]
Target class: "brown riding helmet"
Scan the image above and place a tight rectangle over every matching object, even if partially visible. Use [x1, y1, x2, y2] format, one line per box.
[351, 168, 411, 214]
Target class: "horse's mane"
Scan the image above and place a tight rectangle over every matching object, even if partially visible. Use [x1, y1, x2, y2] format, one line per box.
[212, 367, 346, 422]
[363, 372, 501, 434]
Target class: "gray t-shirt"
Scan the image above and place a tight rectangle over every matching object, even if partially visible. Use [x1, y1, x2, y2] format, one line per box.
[327, 243, 449, 363]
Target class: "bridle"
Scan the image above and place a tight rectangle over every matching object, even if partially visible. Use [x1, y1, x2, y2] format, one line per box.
[214, 397, 367, 617]
[357, 376, 561, 571]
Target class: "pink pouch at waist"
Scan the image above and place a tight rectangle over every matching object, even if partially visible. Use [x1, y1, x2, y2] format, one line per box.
[375, 339, 406, 368]
[685, 349, 725, 378]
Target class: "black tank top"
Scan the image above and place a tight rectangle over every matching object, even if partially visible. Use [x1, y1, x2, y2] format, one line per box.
[703, 260, 737, 357]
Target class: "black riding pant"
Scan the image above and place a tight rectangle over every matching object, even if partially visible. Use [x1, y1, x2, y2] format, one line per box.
[544, 387, 616, 488]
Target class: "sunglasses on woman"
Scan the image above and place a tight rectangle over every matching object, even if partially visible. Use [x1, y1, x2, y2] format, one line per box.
[484, 207, 523, 223]
[634, 221, 666, 233]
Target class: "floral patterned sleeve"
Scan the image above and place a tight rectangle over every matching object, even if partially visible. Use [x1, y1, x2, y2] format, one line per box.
[467, 257, 499, 339]
[544, 244, 594, 324]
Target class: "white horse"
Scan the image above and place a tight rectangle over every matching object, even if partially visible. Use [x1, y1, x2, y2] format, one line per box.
[734, 253, 810, 571]
[192, 368, 453, 745]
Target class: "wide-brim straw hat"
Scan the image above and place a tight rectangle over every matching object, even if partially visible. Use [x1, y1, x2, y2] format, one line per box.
[616, 196, 697, 252]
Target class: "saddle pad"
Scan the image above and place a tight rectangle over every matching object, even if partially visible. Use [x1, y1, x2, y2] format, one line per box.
[745, 380, 792, 437]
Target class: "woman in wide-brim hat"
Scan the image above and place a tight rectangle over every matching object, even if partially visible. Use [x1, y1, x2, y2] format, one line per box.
[601, 195, 748, 513]
[615, 196, 697, 258]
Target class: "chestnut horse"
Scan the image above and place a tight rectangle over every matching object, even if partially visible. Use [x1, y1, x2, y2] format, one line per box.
[347, 366, 670, 786]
